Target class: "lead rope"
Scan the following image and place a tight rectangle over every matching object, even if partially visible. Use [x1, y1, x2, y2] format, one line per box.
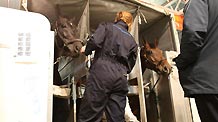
[143, 74, 161, 92]
[54, 56, 63, 65]
[150, 74, 161, 91]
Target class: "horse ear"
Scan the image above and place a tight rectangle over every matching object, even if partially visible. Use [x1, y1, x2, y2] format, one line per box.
[54, 20, 58, 29]
[69, 17, 76, 24]
[145, 41, 150, 49]
[154, 39, 158, 48]
[58, 16, 64, 20]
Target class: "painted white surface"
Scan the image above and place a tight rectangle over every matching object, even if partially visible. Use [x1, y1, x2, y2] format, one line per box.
[190, 98, 201, 122]
[0, 7, 53, 122]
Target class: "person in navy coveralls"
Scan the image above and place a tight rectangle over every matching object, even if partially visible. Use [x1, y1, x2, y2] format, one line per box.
[78, 11, 137, 122]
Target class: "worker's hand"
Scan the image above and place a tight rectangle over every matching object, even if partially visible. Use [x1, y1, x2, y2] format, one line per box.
[80, 45, 86, 53]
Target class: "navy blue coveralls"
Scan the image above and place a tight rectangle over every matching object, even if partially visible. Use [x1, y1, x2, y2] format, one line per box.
[174, 0, 218, 121]
[78, 20, 137, 122]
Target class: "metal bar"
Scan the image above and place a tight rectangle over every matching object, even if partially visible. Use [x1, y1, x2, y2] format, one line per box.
[169, 14, 180, 52]
[71, 76, 77, 122]
[164, 0, 178, 8]
[136, 49, 147, 122]
[175, 0, 181, 11]
[130, 11, 147, 122]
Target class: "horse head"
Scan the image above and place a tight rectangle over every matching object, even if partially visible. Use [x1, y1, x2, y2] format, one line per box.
[54, 16, 83, 58]
[140, 40, 172, 75]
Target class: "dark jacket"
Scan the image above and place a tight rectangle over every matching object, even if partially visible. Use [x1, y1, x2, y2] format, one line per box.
[85, 20, 137, 74]
[174, 0, 218, 97]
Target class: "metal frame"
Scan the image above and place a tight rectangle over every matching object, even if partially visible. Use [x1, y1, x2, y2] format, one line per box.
[164, 0, 185, 11]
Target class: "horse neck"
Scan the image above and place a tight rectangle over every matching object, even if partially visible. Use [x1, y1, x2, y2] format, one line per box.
[140, 50, 148, 73]
[141, 56, 147, 74]
[54, 35, 65, 60]
[53, 39, 64, 85]
[54, 43, 61, 61]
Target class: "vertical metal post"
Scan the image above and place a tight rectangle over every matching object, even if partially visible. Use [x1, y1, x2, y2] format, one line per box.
[78, 0, 90, 40]
[136, 48, 147, 122]
[71, 76, 77, 122]
[169, 14, 180, 52]
[129, 10, 147, 122]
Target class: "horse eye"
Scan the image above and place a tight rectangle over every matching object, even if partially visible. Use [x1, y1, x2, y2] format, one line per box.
[63, 32, 67, 38]
[61, 24, 67, 28]
[146, 50, 152, 55]
[64, 46, 70, 51]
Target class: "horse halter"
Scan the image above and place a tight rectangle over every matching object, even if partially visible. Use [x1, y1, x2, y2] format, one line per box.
[144, 55, 167, 72]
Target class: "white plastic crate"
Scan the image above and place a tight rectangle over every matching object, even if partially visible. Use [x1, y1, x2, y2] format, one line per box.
[0, 7, 54, 122]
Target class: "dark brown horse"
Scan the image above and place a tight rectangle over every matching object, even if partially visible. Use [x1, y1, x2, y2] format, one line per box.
[52, 16, 83, 122]
[53, 16, 83, 85]
[54, 16, 83, 63]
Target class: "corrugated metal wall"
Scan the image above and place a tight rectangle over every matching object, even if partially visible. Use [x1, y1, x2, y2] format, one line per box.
[0, 0, 21, 9]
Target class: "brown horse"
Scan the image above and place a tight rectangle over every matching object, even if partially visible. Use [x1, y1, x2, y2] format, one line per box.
[140, 40, 172, 75]
[52, 16, 83, 122]
[138, 40, 172, 122]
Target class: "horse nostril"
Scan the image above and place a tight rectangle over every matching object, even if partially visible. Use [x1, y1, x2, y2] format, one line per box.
[163, 66, 169, 73]
[75, 46, 80, 53]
